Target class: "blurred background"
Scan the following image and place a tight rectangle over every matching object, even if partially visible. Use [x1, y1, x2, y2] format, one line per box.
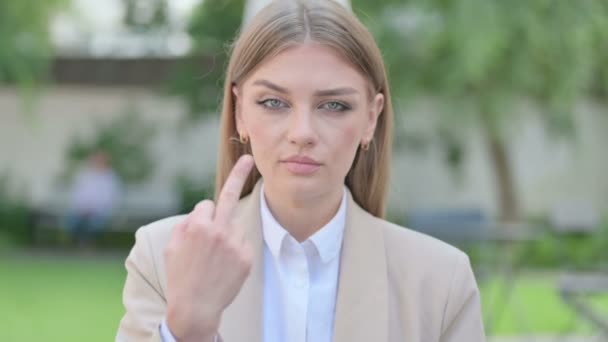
[1, 0, 607, 341]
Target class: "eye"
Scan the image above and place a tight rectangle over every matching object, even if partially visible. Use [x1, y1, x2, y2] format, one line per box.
[257, 98, 288, 110]
[321, 101, 350, 112]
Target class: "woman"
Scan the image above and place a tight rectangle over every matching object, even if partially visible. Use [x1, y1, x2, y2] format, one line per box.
[117, 1, 486, 341]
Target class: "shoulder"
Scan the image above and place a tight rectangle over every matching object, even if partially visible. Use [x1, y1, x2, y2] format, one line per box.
[366, 214, 472, 289]
[367, 213, 468, 265]
[367, 215, 481, 332]
[384, 218, 467, 264]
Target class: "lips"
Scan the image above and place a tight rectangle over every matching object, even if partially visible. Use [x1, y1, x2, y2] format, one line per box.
[281, 155, 321, 175]
[283, 155, 321, 164]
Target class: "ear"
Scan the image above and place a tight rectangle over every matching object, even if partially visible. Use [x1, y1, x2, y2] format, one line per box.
[363, 93, 384, 141]
[232, 84, 246, 134]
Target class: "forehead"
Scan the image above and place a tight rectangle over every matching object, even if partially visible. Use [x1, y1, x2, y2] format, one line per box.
[242, 42, 369, 94]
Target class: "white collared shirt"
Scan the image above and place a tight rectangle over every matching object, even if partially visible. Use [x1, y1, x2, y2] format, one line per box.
[161, 184, 347, 342]
[261, 184, 346, 342]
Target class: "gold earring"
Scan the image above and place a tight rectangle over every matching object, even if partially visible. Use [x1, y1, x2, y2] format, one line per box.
[239, 133, 249, 144]
[361, 140, 370, 151]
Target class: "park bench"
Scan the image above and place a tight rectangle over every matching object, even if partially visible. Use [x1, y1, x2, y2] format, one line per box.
[550, 199, 608, 337]
[28, 187, 180, 245]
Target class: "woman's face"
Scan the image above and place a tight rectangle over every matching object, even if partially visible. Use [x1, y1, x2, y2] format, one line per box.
[234, 42, 384, 201]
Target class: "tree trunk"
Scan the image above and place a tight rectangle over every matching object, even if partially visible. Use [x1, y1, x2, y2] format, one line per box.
[480, 114, 520, 222]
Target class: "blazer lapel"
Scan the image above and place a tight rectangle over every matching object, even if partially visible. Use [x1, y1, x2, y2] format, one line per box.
[333, 192, 389, 342]
[217, 181, 264, 342]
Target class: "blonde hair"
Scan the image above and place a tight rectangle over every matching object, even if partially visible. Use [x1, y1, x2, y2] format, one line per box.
[215, 0, 394, 218]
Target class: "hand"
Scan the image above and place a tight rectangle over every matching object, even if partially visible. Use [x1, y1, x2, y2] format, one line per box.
[164, 154, 255, 342]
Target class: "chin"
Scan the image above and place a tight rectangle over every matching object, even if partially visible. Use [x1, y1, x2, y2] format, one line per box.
[284, 175, 321, 188]
[275, 174, 326, 199]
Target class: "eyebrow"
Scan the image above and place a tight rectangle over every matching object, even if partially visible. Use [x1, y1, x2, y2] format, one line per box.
[252, 79, 288, 93]
[252, 79, 359, 96]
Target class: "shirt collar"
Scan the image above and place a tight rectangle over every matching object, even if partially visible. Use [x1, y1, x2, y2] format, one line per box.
[260, 182, 347, 264]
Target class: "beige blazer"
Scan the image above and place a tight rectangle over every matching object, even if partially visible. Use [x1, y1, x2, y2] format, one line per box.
[116, 181, 486, 342]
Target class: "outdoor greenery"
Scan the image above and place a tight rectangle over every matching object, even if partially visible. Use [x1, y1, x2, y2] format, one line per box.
[175, 173, 215, 214]
[482, 273, 608, 335]
[1, 255, 607, 341]
[513, 223, 608, 270]
[0, 256, 125, 342]
[161, 0, 608, 222]
[1, 1, 607, 338]
[0, 173, 30, 245]
[123, 0, 168, 33]
[352, 0, 608, 221]
[59, 110, 157, 185]
[4, 0, 607, 222]
[460, 218, 608, 270]
[0, 0, 66, 106]
[166, 0, 245, 121]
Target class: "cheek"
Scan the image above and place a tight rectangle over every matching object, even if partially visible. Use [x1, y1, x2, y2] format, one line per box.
[243, 111, 282, 176]
[328, 121, 363, 172]
[242, 104, 276, 144]
[337, 125, 361, 150]
[248, 116, 285, 151]
[247, 122, 271, 157]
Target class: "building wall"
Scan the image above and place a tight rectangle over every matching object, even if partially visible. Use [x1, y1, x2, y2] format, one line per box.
[0, 86, 218, 213]
[390, 98, 608, 220]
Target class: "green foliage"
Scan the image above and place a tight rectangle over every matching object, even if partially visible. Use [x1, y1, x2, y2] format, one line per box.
[460, 217, 608, 270]
[175, 173, 215, 214]
[167, 0, 245, 120]
[480, 274, 608, 335]
[0, 173, 30, 245]
[353, 0, 608, 219]
[510, 219, 608, 269]
[61, 110, 157, 185]
[0, 0, 66, 93]
[354, 0, 608, 121]
[123, 0, 168, 32]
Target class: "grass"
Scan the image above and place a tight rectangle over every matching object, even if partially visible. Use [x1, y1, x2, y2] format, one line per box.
[0, 251, 607, 341]
[0, 253, 126, 342]
[480, 273, 608, 335]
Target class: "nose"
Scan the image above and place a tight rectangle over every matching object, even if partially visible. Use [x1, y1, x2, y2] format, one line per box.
[287, 108, 317, 147]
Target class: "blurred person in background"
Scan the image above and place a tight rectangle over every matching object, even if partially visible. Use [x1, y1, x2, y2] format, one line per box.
[117, 1, 486, 341]
[65, 149, 122, 248]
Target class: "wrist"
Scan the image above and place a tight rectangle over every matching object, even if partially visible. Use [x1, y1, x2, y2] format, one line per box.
[166, 307, 220, 342]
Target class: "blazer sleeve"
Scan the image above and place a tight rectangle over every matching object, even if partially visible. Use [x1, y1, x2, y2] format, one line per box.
[439, 253, 487, 342]
[116, 226, 165, 342]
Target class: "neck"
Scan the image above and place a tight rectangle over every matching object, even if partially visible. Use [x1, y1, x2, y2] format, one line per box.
[263, 184, 343, 242]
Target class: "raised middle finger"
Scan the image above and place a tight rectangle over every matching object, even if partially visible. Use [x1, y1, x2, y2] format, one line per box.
[214, 154, 255, 227]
